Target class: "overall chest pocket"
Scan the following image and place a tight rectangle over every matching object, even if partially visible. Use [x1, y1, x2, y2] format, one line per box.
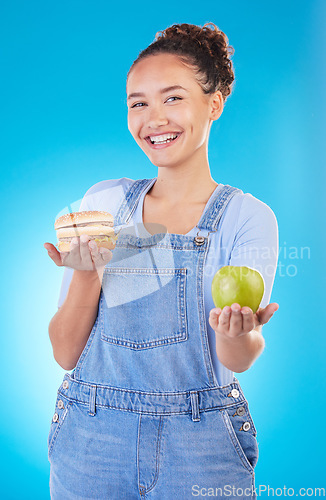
[99, 267, 188, 349]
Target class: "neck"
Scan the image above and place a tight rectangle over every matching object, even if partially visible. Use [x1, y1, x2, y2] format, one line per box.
[150, 154, 218, 205]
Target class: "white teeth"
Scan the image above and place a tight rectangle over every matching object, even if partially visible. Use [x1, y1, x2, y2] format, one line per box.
[149, 133, 178, 144]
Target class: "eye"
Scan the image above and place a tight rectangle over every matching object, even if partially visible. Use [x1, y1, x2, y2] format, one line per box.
[130, 102, 146, 109]
[166, 96, 182, 103]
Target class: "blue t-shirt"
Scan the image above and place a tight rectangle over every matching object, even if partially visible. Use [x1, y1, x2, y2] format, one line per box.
[57, 177, 278, 385]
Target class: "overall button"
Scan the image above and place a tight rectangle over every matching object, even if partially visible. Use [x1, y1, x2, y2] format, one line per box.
[194, 236, 205, 246]
[236, 406, 245, 416]
[57, 400, 64, 409]
[62, 380, 69, 390]
[231, 388, 240, 399]
[52, 413, 59, 423]
[241, 421, 251, 432]
[233, 406, 245, 417]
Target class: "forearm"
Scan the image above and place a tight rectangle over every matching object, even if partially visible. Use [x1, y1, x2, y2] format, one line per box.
[215, 326, 265, 373]
[49, 268, 104, 370]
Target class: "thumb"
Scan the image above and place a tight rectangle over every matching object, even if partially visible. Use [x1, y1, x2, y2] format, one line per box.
[44, 242, 63, 267]
[256, 303, 279, 326]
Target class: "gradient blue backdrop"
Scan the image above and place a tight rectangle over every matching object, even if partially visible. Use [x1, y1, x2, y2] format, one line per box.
[1, 0, 325, 498]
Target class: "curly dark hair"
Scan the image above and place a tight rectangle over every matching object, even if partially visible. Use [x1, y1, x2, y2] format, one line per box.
[128, 23, 235, 102]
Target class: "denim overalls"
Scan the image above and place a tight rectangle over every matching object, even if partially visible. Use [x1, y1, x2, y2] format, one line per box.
[48, 178, 259, 499]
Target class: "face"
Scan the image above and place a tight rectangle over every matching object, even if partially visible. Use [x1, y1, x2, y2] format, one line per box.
[126, 53, 223, 169]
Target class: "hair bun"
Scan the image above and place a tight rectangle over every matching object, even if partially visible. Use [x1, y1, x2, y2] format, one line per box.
[151, 22, 235, 101]
[160, 23, 234, 100]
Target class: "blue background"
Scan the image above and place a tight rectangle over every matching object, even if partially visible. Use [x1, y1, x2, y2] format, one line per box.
[1, 0, 325, 498]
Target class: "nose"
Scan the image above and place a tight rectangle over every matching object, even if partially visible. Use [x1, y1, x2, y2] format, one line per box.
[147, 103, 168, 129]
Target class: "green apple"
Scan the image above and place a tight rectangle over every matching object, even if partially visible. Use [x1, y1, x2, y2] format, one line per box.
[211, 266, 265, 313]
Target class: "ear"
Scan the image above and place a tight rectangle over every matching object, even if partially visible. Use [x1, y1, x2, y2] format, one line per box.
[209, 91, 224, 121]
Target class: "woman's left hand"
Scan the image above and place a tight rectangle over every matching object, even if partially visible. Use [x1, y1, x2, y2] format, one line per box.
[209, 302, 279, 339]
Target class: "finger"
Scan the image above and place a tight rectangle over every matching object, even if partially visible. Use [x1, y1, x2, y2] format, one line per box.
[228, 303, 243, 335]
[256, 303, 279, 326]
[99, 247, 113, 263]
[89, 241, 104, 265]
[218, 306, 231, 331]
[269, 302, 279, 313]
[88, 240, 99, 259]
[79, 235, 94, 267]
[92, 247, 113, 268]
[59, 237, 80, 265]
[44, 243, 63, 267]
[241, 307, 255, 332]
[69, 237, 80, 254]
[44, 242, 57, 252]
[209, 308, 222, 331]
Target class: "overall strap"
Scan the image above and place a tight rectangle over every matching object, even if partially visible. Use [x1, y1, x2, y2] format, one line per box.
[114, 179, 242, 234]
[114, 178, 155, 229]
[197, 185, 242, 232]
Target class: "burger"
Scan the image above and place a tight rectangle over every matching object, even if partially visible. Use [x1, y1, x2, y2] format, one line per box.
[55, 211, 118, 252]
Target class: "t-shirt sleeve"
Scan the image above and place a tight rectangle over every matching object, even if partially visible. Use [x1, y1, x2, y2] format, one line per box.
[57, 177, 134, 308]
[229, 194, 279, 308]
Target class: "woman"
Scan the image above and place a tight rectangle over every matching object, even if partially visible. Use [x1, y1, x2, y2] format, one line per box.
[45, 23, 278, 499]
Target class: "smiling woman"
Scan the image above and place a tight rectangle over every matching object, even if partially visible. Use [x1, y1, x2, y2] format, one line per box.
[45, 22, 279, 499]
[127, 54, 222, 170]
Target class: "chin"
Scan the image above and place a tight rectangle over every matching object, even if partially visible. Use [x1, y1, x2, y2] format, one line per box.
[150, 159, 180, 169]
[147, 152, 184, 169]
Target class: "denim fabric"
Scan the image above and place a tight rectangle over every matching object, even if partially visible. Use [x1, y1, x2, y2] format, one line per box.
[49, 179, 259, 499]
[57, 176, 279, 386]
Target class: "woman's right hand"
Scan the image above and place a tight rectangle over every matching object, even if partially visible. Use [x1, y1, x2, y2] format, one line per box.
[44, 235, 113, 271]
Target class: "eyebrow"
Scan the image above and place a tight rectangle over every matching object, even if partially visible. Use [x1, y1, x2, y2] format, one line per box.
[127, 85, 189, 101]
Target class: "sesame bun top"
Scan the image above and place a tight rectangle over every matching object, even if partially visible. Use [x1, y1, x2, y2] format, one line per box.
[55, 210, 114, 229]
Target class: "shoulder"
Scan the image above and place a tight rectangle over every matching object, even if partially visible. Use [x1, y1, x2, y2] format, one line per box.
[224, 187, 278, 230]
[82, 177, 135, 199]
[217, 185, 278, 250]
[79, 177, 135, 215]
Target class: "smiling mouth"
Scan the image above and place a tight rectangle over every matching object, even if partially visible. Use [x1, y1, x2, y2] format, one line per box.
[145, 132, 182, 146]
